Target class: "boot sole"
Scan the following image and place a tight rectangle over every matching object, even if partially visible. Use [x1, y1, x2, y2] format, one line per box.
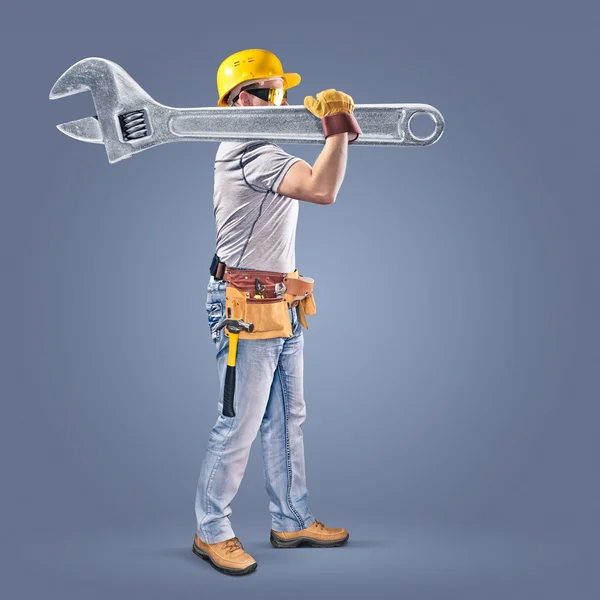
[192, 541, 257, 576]
[270, 531, 349, 548]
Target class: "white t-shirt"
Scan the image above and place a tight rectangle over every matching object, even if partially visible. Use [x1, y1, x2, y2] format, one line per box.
[213, 141, 302, 273]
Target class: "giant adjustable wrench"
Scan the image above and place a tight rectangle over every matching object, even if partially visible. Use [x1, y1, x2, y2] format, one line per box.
[49, 57, 445, 164]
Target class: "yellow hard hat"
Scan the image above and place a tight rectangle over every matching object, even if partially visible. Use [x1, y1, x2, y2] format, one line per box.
[216, 49, 301, 107]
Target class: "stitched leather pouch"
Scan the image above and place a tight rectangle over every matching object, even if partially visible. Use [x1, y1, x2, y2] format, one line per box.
[224, 267, 316, 339]
[225, 284, 292, 340]
[297, 293, 317, 329]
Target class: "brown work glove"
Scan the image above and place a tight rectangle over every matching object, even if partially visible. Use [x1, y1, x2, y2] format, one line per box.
[304, 89, 362, 143]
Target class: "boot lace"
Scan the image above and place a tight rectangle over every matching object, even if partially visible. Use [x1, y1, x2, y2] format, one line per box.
[313, 520, 326, 531]
[223, 537, 243, 555]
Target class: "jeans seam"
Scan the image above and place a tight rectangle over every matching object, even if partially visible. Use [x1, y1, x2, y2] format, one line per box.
[260, 421, 273, 502]
[277, 361, 305, 529]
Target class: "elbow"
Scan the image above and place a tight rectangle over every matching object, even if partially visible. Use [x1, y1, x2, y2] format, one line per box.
[316, 192, 336, 205]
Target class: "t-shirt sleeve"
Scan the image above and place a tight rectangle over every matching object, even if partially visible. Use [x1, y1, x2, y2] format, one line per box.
[240, 143, 302, 194]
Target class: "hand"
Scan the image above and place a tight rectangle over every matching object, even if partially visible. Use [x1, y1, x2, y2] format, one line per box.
[304, 89, 356, 119]
[304, 89, 361, 143]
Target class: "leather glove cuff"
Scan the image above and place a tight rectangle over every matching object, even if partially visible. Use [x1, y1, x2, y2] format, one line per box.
[321, 113, 362, 143]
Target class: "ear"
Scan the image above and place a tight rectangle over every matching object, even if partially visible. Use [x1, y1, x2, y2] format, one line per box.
[238, 91, 252, 107]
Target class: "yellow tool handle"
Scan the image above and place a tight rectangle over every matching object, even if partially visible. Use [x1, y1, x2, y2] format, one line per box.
[223, 331, 239, 417]
[227, 331, 239, 367]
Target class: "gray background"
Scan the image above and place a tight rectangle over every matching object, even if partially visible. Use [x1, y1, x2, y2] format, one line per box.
[2, 2, 599, 598]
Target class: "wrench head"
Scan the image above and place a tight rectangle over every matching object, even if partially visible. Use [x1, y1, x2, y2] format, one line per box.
[49, 57, 159, 162]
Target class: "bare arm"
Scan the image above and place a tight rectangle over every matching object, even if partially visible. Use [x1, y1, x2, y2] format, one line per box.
[277, 132, 349, 205]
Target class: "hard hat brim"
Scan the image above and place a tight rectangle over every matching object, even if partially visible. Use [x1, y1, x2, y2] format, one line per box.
[282, 72, 301, 90]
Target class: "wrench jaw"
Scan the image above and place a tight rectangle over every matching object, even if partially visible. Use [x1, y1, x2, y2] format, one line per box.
[56, 116, 103, 144]
[50, 57, 162, 163]
[49, 59, 96, 101]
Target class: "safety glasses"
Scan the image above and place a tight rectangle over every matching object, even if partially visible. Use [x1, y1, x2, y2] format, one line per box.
[232, 87, 287, 106]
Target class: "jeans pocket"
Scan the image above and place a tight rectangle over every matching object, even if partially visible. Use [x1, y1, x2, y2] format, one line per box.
[206, 300, 224, 344]
[292, 304, 303, 333]
[207, 277, 227, 293]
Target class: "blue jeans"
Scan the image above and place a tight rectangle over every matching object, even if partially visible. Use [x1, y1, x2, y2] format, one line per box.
[195, 276, 315, 543]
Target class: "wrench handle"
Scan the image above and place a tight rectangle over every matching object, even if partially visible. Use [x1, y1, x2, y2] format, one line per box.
[166, 104, 444, 147]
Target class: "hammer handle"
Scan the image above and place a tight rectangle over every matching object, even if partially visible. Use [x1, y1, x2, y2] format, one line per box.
[223, 365, 236, 418]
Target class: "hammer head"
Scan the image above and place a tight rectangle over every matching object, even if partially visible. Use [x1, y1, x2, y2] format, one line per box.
[49, 57, 163, 163]
[216, 318, 255, 334]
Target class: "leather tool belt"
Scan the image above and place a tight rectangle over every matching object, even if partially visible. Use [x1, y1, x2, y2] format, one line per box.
[222, 265, 316, 340]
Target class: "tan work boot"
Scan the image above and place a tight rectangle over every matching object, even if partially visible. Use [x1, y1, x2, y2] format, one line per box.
[270, 519, 349, 548]
[192, 534, 257, 575]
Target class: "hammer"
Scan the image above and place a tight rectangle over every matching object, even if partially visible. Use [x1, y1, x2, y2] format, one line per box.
[215, 316, 254, 417]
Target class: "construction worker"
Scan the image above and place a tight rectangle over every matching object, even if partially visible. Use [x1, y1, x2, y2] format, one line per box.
[193, 49, 361, 576]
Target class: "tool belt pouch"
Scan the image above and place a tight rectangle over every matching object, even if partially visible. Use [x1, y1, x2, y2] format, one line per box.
[297, 292, 316, 329]
[224, 268, 316, 339]
[282, 274, 317, 330]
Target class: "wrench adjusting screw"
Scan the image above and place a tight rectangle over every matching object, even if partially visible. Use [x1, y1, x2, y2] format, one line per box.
[119, 109, 148, 141]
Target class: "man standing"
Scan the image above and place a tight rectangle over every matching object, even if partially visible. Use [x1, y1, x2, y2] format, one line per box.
[193, 49, 361, 576]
